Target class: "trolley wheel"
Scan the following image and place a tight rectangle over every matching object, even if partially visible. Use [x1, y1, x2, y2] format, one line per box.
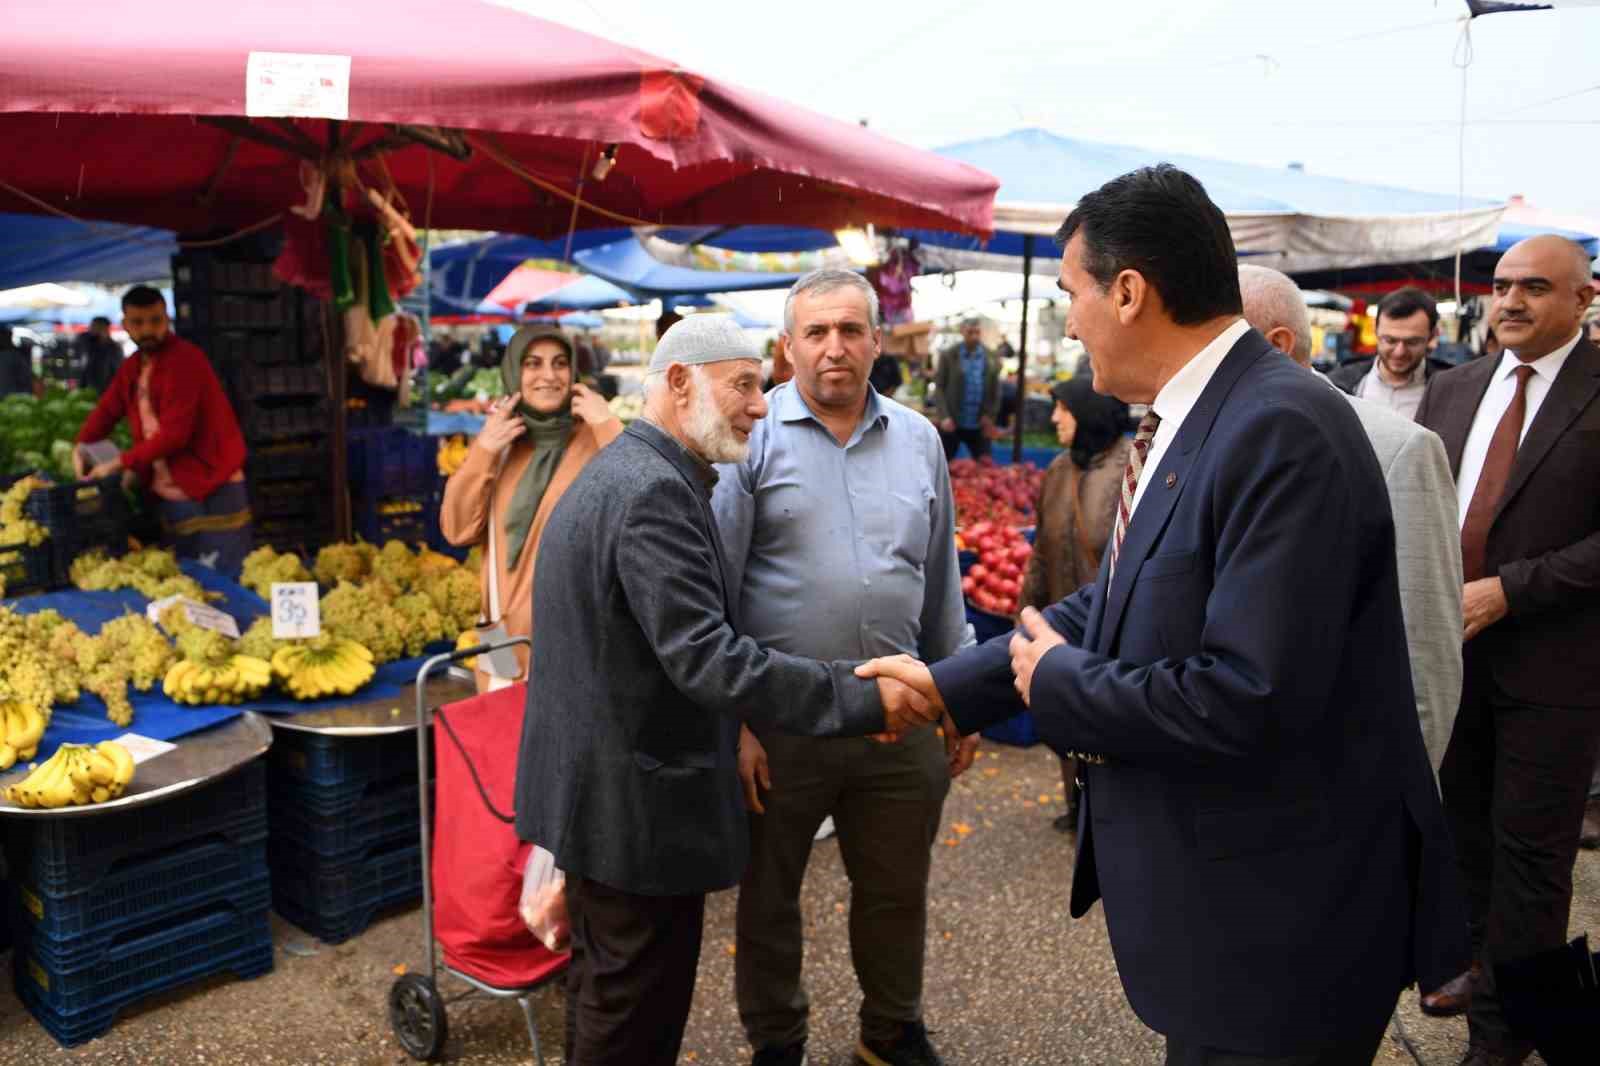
[390, 972, 449, 1060]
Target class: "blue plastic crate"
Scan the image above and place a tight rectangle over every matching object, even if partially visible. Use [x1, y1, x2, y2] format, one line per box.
[965, 602, 1015, 645]
[269, 839, 421, 945]
[348, 427, 434, 498]
[269, 778, 420, 860]
[267, 727, 420, 792]
[13, 907, 273, 1047]
[11, 836, 269, 956]
[19, 882, 272, 973]
[352, 503, 428, 548]
[981, 710, 1042, 748]
[5, 759, 267, 898]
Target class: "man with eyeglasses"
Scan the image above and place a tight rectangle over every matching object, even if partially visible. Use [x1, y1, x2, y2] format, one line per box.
[1330, 286, 1452, 420]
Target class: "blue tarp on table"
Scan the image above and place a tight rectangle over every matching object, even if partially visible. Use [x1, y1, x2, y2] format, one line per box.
[7, 563, 447, 763]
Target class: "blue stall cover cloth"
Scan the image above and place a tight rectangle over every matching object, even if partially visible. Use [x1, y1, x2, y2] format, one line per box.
[7, 563, 444, 763]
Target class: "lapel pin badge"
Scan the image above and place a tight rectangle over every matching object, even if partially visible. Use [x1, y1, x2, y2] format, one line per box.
[1165, 472, 1177, 489]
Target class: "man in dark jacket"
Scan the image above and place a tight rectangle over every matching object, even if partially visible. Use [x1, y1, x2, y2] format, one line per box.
[863, 165, 1469, 1065]
[931, 317, 999, 459]
[514, 315, 937, 1066]
[75, 316, 123, 395]
[0, 327, 36, 398]
[1328, 286, 1452, 420]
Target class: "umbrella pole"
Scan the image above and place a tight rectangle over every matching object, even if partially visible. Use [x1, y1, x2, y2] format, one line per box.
[1012, 234, 1034, 464]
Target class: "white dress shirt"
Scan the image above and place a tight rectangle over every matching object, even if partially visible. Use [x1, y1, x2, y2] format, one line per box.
[1454, 332, 1581, 530]
[1129, 318, 1251, 519]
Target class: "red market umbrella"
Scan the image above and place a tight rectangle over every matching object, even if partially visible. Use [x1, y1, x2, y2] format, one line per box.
[480, 268, 586, 314]
[0, 0, 997, 239]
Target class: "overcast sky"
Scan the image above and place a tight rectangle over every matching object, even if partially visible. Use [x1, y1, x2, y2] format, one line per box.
[497, 0, 1598, 216]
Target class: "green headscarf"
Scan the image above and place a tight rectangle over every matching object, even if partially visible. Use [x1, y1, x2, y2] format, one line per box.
[500, 326, 575, 566]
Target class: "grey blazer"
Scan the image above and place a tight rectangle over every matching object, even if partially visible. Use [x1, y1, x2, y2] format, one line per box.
[1341, 390, 1463, 774]
[513, 420, 885, 897]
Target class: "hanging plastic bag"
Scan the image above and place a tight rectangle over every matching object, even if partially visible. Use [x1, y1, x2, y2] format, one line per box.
[518, 846, 569, 952]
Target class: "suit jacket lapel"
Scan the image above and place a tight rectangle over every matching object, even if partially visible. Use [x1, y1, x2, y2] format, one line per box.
[1434, 358, 1499, 477]
[1095, 333, 1268, 655]
[1495, 338, 1600, 524]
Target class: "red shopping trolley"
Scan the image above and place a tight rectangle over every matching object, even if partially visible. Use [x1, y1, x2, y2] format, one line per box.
[388, 643, 568, 1062]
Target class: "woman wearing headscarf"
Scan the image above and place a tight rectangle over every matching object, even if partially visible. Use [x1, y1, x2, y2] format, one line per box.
[1019, 375, 1130, 832]
[440, 325, 622, 690]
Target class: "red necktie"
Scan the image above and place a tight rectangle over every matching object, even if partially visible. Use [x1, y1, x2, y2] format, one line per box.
[1460, 365, 1534, 582]
[1109, 411, 1162, 578]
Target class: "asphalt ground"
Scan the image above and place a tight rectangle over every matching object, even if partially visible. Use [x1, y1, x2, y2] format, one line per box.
[0, 741, 1592, 1065]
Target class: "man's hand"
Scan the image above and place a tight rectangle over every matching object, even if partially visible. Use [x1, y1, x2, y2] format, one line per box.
[737, 724, 771, 814]
[86, 458, 123, 481]
[980, 415, 995, 434]
[72, 444, 91, 479]
[1009, 606, 1066, 706]
[856, 654, 946, 716]
[940, 712, 979, 779]
[1463, 577, 1509, 642]
[877, 676, 939, 737]
[938, 417, 956, 433]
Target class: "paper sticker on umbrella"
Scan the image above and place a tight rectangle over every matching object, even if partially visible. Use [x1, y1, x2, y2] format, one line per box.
[245, 51, 351, 121]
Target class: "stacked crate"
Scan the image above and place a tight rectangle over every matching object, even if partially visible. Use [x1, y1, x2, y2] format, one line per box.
[347, 427, 436, 547]
[172, 250, 336, 559]
[4, 761, 272, 1046]
[266, 728, 425, 944]
[0, 473, 130, 594]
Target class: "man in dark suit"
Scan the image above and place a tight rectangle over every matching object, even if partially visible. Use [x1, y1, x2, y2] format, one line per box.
[514, 315, 938, 1066]
[1414, 234, 1600, 1066]
[861, 165, 1468, 1065]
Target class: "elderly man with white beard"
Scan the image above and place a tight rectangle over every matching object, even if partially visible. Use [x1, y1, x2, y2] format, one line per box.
[513, 314, 941, 1066]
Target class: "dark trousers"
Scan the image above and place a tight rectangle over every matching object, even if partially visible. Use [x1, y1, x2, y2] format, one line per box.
[735, 728, 949, 1050]
[1439, 648, 1600, 1048]
[562, 877, 706, 1066]
[939, 425, 990, 461]
[157, 479, 253, 579]
[1163, 997, 1394, 1066]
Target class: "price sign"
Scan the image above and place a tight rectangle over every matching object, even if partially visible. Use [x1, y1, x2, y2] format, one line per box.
[146, 595, 240, 638]
[271, 582, 322, 639]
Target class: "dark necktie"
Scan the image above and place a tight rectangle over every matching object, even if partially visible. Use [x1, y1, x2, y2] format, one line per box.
[1109, 411, 1162, 578]
[1460, 364, 1534, 582]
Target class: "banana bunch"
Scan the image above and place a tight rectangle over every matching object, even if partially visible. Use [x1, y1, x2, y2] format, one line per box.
[162, 655, 273, 706]
[437, 434, 470, 476]
[271, 637, 376, 700]
[0, 701, 46, 769]
[5, 741, 134, 808]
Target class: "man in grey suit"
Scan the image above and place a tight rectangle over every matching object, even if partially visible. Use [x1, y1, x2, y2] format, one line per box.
[1238, 265, 1464, 774]
[514, 315, 939, 1066]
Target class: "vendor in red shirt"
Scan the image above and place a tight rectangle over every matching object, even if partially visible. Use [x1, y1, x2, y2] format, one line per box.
[73, 285, 252, 576]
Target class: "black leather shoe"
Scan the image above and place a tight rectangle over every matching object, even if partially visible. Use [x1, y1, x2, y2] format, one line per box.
[752, 1042, 807, 1066]
[1421, 960, 1480, 1017]
[856, 1021, 945, 1066]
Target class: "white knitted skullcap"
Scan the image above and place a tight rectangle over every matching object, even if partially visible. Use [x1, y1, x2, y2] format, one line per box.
[648, 315, 758, 373]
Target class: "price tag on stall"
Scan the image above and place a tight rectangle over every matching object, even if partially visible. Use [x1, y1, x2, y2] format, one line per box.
[271, 582, 321, 639]
[146, 595, 240, 638]
[110, 734, 177, 766]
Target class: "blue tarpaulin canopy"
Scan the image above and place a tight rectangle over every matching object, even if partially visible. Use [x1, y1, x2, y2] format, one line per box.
[573, 237, 804, 297]
[0, 214, 176, 290]
[523, 274, 634, 312]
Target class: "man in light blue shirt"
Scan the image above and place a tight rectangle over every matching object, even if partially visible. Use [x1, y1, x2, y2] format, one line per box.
[713, 269, 976, 1066]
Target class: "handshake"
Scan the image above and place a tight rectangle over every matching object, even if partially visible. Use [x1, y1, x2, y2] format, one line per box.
[857, 606, 1067, 737]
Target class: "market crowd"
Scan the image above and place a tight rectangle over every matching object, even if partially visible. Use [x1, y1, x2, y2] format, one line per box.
[66, 159, 1598, 1066]
[451, 164, 1600, 1066]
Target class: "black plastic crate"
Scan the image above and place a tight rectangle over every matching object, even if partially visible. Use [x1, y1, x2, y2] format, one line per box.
[11, 836, 269, 959]
[253, 518, 335, 561]
[242, 362, 327, 400]
[269, 778, 420, 860]
[267, 727, 419, 792]
[269, 839, 421, 945]
[247, 439, 332, 482]
[249, 477, 331, 521]
[244, 399, 332, 443]
[171, 251, 281, 295]
[209, 328, 311, 368]
[13, 904, 273, 1046]
[4, 759, 267, 898]
[352, 504, 427, 548]
[0, 537, 56, 596]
